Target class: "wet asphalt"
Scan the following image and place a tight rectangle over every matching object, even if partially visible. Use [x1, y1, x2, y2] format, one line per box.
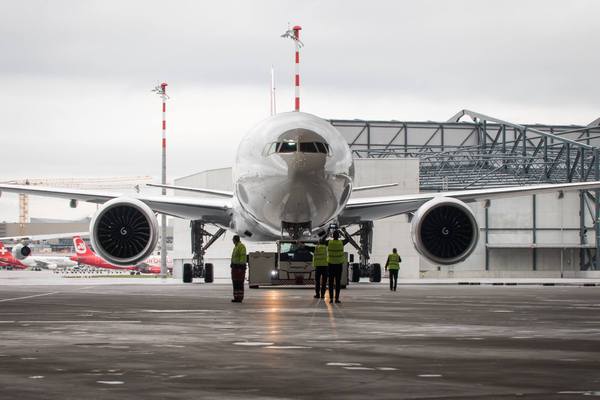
[0, 282, 599, 399]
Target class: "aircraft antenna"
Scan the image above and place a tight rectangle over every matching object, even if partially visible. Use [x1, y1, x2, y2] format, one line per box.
[270, 65, 277, 116]
[281, 25, 302, 111]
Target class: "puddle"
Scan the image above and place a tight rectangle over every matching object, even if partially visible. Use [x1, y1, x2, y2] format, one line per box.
[326, 362, 362, 366]
[143, 309, 220, 313]
[558, 391, 600, 396]
[233, 342, 274, 346]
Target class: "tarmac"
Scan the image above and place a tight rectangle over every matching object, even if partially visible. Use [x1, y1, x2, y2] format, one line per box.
[0, 277, 599, 399]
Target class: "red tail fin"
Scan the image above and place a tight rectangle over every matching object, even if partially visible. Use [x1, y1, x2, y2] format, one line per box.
[0, 242, 9, 258]
[73, 236, 93, 256]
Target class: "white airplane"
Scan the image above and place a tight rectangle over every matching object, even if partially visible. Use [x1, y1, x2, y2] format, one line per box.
[0, 241, 76, 270]
[19, 254, 77, 270]
[0, 111, 599, 267]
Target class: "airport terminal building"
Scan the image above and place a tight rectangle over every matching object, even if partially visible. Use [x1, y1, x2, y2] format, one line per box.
[172, 110, 600, 279]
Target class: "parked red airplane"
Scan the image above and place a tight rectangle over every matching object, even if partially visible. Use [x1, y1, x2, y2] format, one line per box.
[70, 236, 138, 272]
[0, 242, 28, 269]
[70, 236, 163, 274]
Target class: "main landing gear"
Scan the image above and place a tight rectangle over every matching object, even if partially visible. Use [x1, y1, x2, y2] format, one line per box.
[183, 220, 226, 283]
[340, 221, 381, 283]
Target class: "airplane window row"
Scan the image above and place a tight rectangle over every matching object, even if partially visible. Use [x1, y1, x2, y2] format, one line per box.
[266, 141, 330, 155]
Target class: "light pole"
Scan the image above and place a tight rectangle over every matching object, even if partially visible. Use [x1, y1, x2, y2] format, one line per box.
[281, 25, 303, 111]
[152, 82, 169, 278]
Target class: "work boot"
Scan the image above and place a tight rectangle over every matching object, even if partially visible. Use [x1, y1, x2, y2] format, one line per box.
[314, 294, 320, 299]
[335, 299, 341, 304]
[329, 299, 333, 304]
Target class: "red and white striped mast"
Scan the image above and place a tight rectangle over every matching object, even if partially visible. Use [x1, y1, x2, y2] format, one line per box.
[152, 82, 169, 278]
[282, 25, 303, 112]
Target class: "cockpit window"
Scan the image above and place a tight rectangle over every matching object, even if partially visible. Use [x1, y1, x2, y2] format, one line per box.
[269, 141, 330, 155]
[299, 142, 318, 153]
[264, 142, 278, 156]
[315, 142, 328, 154]
[278, 141, 297, 153]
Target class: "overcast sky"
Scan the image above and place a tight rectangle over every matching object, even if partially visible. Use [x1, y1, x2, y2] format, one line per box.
[1, 0, 599, 221]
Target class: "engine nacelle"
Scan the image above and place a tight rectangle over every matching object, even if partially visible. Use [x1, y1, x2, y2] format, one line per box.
[12, 243, 31, 260]
[411, 197, 479, 265]
[90, 197, 158, 266]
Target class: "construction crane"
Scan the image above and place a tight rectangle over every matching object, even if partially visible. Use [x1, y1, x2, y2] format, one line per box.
[0, 176, 153, 232]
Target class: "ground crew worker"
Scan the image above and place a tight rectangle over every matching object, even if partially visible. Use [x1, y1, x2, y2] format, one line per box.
[385, 248, 401, 291]
[312, 238, 329, 299]
[327, 230, 345, 304]
[230, 235, 247, 303]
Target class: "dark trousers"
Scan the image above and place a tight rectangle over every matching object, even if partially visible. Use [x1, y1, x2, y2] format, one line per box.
[328, 263, 342, 300]
[315, 266, 329, 297]
[389, 269, 398, 291]
[230, 264, 247, 301]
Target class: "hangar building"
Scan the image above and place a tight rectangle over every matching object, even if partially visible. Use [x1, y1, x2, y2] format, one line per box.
[172, 109, 600, 279]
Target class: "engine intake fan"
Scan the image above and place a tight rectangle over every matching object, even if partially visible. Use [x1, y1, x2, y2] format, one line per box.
[90, 197, 158, 266]
[411, 197, 478, 265]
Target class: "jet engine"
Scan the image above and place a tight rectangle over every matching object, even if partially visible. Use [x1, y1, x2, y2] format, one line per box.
[90, 197, 158, 266]
[411, 197, 479, 265]
[12, 243, 31, 260]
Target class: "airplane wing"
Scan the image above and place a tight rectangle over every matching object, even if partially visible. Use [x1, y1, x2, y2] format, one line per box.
[0, 232, 90, 242]
[341, 181, 600, 222]
[0, 184, 233, 224]
[147, 183, 233, 198]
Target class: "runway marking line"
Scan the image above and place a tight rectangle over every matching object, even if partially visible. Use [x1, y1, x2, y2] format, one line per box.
[0, 291, 60, 303]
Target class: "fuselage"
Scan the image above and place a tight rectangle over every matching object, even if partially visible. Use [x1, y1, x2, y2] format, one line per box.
[0, 251, 74, 270]
[232, 112, 354, 240]
[70, 253, 137, 270]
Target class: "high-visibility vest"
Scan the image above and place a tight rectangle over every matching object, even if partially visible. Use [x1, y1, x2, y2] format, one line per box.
[231, 242, 247, 265]
[313, 244, 328, 268]
[327, 240, 345, 264]
[387, 253, 400, 270]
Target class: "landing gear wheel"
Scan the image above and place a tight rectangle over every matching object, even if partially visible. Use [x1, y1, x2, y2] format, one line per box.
[183, 263, 193, 283]
[204, 263, 214, 283]
[351, 263, 360, 283]
[369, 263, 381, 283]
